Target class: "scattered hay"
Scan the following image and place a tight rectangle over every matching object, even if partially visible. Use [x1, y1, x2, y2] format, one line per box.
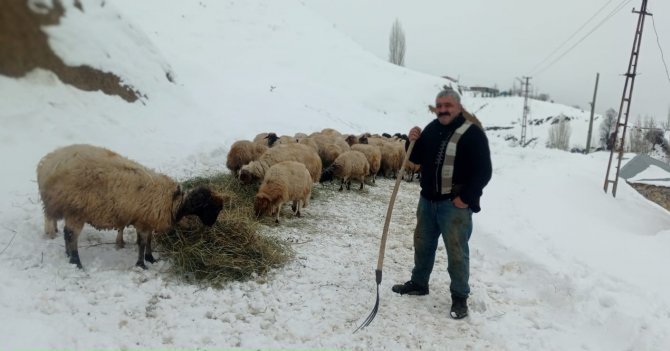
[155, 172, 293, 287]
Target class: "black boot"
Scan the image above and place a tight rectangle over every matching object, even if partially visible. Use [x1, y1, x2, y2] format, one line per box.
[450, 294, 468, 319]
[391, 281, 429, 295]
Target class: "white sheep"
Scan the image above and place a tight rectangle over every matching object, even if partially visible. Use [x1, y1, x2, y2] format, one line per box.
[254, 161, 312, 223]
[239, 143, 322, 184]
[37, 144, 225, 269]
[319, 150, 370, 191]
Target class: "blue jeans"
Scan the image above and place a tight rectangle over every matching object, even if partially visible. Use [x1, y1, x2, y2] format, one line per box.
[411, 196, 473, 298]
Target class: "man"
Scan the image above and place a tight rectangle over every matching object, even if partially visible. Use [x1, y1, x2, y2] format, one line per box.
[392, 88, 492, 319]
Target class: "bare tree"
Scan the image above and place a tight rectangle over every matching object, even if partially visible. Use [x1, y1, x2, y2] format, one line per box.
[599, 108, 618, 148]
[388, 18, 406, 66]
[628, 117, 649, 153]
[547, 117, 571, 150]
[663, 105, 670, 131]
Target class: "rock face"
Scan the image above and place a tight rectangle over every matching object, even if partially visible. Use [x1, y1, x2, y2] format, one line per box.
[629, 182, 670, 212]
[0, 0, 141, 102]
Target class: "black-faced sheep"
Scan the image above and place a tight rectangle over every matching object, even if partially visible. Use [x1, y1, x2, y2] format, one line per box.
[319, 150, 369, 191]
[344, 135, 359, 146]
[37, 144, 225, 269]
[226, 140, 268, 176]
[350, 144, 382, 183]
[239, 143, 322, 184]
[254, 161, 312, 223]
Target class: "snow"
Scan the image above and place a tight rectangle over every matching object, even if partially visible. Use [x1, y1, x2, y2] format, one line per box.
[629, 164, 670, 186]
[1, 0, 670, 349]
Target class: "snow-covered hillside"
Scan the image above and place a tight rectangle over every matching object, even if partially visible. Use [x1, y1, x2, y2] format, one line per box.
[1, 0, 669, 349]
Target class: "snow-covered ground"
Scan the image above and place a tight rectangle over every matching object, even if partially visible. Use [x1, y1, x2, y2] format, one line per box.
[1, 0, 669, 349]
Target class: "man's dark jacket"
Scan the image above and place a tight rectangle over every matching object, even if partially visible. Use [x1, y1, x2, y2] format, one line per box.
[409, 113, 492, 212]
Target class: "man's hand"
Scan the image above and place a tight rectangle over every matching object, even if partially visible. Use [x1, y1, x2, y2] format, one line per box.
[408, 126, 422, 141]
[453, 196, 469, 209]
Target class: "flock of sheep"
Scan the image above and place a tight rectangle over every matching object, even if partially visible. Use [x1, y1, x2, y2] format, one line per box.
[35, 128, 418, 270]
[228, 128, 419, 222]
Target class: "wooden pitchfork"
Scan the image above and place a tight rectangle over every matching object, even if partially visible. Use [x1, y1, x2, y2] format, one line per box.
[354, 139, 416, 333]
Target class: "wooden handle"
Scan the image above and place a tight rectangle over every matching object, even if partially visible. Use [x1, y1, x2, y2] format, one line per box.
[376, 139, 416, 271]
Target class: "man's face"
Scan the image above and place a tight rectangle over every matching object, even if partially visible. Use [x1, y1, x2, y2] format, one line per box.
[435, 95, 462, 125]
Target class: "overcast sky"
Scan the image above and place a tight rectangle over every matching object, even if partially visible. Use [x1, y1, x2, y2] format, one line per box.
[304, 0, 670, 122]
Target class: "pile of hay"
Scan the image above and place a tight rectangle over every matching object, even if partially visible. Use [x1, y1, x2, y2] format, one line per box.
[155, 172, 293, 287]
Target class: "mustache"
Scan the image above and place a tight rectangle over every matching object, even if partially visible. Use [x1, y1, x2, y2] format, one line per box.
[438, 112, 450, 117]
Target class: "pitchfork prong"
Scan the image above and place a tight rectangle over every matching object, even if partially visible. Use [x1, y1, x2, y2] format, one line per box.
[353, 283, 380, 333]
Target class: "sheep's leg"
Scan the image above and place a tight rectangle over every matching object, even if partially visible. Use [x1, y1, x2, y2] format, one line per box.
[44, 216, 58, 238]
[115, 228, 125, 249]
[294, 200, 302, 217]
[359, 176, 365, 190]
[136, 231, 152, 269]
[63, 219, 84, 269]
[44, 215, 57, 238]
[275, 204, 281, 224]
[338, 179, 344, 191]
[144, 232, 156, 264]
[346, 178, 352, 190]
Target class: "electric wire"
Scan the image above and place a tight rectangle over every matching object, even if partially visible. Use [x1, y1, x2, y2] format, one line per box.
[531, 0, 634, 77]
[650, 15, 670, 86]
[528, 0, 617, 74]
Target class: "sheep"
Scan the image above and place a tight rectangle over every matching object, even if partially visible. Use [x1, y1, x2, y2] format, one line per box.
[309, 133, 350, 168]
[298, 137, 319, 153]
[344, 134, 359, 146]
[351, 144, 382, 183]
[319, 150, 370, 191]
[379, 140, 406, 178]
[37, 144, 225, 269]
[253, 132, 272, 146]
[226, 140, 268, 176]
[265, 133, 297, 147]
[239, 143, 322, 184]
[400, 137, 420, 182]
[254, 161, 312, 223]
[403, 160, 421, 182]
[320, 128, 342, 137]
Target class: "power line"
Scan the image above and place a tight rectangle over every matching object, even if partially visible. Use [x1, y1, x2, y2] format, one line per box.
[531, 0, 634, 77]
[528, 0, 617, 74]
[650, 15, 670, 85]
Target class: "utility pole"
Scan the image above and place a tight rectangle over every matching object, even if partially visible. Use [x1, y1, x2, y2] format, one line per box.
[518, 76, 532, 146]
[604, 0, 651, 197]
[585, 72, 600, 154]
